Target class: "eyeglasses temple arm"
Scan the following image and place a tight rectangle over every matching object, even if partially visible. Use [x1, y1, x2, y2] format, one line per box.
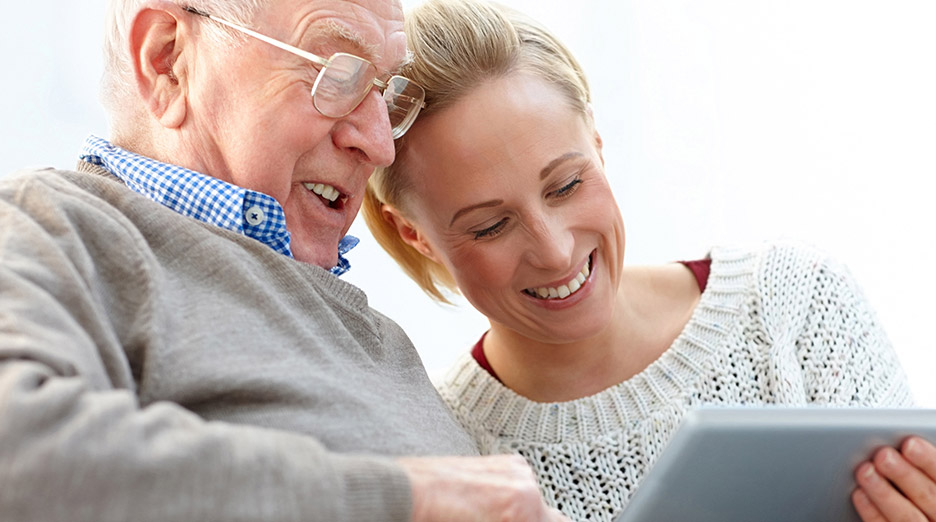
[182, 6, 330, 68]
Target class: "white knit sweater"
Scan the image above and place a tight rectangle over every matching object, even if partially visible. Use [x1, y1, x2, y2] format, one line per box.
[436, 243, 913, 522]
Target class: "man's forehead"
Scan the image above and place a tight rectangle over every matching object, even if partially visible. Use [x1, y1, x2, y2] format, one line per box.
[287, 0, 406, 70]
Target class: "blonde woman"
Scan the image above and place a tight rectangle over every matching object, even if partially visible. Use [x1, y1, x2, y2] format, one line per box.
[364, 0, 936, 520]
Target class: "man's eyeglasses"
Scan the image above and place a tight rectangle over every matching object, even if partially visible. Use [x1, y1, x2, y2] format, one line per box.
[183, 6, 426, 139]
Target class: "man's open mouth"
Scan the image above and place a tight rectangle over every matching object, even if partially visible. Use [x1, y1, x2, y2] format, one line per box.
[303, 182, 347, 210]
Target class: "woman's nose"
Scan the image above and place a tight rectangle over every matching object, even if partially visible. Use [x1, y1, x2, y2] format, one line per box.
[523, 215, 575, 271]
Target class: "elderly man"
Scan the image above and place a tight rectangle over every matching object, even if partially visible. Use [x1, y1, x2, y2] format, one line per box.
[0, 0, 567, 520]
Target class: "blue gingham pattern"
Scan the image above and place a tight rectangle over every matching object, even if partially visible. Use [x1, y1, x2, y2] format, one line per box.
[80, 135, 356, 276]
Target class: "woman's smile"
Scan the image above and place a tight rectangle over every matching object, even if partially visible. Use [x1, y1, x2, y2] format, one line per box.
[523, 251, 595, 304]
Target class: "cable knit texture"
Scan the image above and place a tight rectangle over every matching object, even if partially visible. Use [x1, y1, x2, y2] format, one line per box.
[436, 243, 913, 522]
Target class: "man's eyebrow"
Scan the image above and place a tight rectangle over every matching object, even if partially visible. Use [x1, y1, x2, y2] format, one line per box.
[540, 152, 585, 180]
[450, 199, 505, 227]
[302, 20, 382, 65]
[394, 50, 415, 75]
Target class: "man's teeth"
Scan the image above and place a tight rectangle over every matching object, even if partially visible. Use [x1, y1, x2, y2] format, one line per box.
[303, 182, 340, 202]
[527, 257, 591, 300]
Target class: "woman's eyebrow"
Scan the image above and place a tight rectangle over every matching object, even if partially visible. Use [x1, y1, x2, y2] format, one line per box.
[540, 152, 585, 180]
[448, 152, 587, 227]
[450, 199, 504, 227]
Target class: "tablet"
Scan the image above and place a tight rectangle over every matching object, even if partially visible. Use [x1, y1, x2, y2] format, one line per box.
[615, 407, 936, 522]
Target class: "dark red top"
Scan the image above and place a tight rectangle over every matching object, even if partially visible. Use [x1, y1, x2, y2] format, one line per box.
[471, 259, 712, 382]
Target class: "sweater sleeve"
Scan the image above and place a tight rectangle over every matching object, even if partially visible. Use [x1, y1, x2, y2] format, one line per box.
[784, 248, 914, 407]
[0, 178, 412, 521]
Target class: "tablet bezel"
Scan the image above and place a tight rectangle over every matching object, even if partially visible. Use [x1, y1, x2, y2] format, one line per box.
[615, 407, 936, 522]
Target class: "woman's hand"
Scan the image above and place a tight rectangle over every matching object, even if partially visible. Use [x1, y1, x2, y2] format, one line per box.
[853, 436, 936, 521]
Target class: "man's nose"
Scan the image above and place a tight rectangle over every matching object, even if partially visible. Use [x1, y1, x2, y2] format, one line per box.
[332, 88, 396, 167]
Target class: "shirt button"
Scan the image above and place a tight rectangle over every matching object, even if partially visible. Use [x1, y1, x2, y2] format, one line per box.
[245, 206, 265, 226]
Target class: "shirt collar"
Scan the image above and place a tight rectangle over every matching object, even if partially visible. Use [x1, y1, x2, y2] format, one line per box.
[79, 135, 356, 276]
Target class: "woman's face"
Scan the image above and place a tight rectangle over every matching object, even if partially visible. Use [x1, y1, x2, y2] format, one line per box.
[397, 72, 626, 344]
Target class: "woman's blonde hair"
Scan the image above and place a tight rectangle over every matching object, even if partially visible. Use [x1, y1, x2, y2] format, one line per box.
[363, 0, 592, 303]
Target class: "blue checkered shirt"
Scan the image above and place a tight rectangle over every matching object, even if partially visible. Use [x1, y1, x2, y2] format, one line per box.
[79, 135, 357, 276]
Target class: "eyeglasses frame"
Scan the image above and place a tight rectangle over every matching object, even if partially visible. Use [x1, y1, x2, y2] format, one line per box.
[182, 6, 425, 136]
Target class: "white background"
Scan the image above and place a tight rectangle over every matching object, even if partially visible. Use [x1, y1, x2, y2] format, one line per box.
[2, 1, 933, 405]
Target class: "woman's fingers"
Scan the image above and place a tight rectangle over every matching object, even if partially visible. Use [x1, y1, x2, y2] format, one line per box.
[853, 486, 888, 522]
[903, 437, 936, 484]
[854, 447, 931, 522]
[886, 438, 936, 518]
[854, 458, 923, 522]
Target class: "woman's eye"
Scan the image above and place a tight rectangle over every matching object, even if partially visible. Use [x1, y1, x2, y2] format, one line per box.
[472, 219, 508, 240]
[552, 178, 583, 199]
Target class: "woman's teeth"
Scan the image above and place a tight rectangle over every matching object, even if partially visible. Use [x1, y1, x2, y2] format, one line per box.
[303, 182, 340, 202]
[525, 256, 592, 300]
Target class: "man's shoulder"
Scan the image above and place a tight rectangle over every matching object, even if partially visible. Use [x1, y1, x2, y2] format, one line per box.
[1, 165, 125, 204]
[0, 166, 173, 262]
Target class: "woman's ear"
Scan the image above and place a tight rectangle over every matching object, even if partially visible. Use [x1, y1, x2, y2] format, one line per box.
[594, 129, 605, 166]
[129, 4, 189, 128]
[586, 104, 605, 166]
[381, 204, 441, 263]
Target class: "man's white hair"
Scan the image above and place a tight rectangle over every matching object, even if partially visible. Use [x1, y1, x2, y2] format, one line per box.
[101, 0, 267, 135]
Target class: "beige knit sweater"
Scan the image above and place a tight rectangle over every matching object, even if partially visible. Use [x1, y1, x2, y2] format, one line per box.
[437, 243, 913, 522]
[0, 165, 478, 522]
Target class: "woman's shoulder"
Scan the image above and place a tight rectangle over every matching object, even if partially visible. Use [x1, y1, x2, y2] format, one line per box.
[708, 239, 852, 286]
[434, 352, 505, 409]
[709, 239, 827, 263]
[707, 239, 871, 339]
[433, 352, 532, 451]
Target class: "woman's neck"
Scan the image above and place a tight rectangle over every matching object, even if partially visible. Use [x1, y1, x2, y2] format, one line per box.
[483, 263, 701, 403]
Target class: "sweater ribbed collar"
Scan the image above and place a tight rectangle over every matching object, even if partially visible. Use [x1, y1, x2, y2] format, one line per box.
[439, 247, 757, 443]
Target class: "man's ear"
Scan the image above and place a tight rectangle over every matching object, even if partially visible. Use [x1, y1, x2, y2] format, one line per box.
[129, 5, 189, 128]
[381, 204, 441, 263]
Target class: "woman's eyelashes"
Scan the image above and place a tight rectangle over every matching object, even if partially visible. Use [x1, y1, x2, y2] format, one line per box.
[469, 174, 586, 241]
[551, 177, 583, 199]
[472, 218, 509, 240]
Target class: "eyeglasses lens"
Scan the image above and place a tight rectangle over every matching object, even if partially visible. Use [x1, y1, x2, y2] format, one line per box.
[312, 53, 426, 138]
[312, 53, 375, 118]
[384, 76, 425, 139]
